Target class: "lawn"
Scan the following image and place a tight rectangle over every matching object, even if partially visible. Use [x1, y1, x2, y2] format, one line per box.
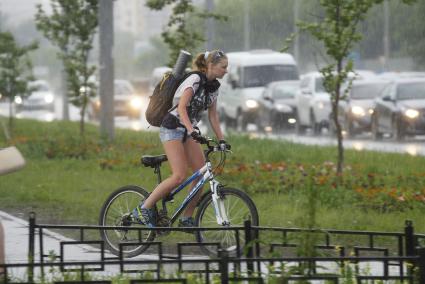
[1, 118, 424, 234]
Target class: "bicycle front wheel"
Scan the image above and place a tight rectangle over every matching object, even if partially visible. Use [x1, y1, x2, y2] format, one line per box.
[99, 185, 156, 258]
[195, 187, 259, 256]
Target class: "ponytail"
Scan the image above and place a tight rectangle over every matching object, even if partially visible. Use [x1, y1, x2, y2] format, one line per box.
[192, 53, 208, 72]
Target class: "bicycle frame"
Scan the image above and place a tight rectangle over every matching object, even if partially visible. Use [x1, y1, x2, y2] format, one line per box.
[161, 159, 230, 226]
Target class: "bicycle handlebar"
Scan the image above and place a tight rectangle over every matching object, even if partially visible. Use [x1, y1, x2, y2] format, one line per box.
[200, 137, 232, 157]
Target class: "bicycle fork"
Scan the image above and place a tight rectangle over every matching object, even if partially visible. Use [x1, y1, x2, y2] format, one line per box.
[209, 179, 230, 226]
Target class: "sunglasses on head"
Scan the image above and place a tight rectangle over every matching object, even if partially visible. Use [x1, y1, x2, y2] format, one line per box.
[212, 50, 225, 62]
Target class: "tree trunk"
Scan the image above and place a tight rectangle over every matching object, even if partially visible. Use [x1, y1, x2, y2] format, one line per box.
[335, 2, 344, 179]
[7, 101, 14, 138]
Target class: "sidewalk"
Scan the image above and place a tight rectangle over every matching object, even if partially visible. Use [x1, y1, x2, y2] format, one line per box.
[0, 210, 124, 280]
[0, 211, 205, 280]
[0, 210, 110, 264]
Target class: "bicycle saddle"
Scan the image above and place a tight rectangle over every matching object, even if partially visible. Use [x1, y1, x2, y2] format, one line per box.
[141, 154, 168, 168]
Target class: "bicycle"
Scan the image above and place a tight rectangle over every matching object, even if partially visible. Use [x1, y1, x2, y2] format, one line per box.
[99, 137, 259, 258]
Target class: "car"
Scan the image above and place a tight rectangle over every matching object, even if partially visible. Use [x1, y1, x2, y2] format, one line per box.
[218, 50, 299, 131]
[371, 78, 425, 141]
[296, 70, 377, 135]
[256, 80, 299, 133]
[377, 71, 425, 81]
[295, 72, 331, 135]
[88, 80, 143, 120]
[332, 78, 389, 137]
[14, 80, 55, 112]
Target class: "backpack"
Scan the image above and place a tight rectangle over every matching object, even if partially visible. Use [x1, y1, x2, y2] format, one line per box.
[145, 71, 206, 127]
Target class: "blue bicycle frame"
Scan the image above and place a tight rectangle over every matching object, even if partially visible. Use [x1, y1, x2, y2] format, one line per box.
[162, 160, 229, 226]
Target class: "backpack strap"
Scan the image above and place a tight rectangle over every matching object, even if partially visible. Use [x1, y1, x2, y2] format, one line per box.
[168, 71, 207, 113]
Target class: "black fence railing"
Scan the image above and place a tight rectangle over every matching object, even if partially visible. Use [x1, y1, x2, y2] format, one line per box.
[1, 213, 424, 283]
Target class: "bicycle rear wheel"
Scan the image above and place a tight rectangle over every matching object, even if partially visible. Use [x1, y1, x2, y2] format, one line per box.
[195, 187, 259, 256]
[99, 185, 156, 258]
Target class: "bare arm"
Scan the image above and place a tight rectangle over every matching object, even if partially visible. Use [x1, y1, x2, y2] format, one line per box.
[208, 100, 224, 141]
[177, 88, 196, 133]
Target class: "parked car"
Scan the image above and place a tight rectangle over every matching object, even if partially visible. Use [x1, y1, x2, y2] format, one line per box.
[332, 78, 389, 137]
[14, 80, 55, 112]
[88, 80, 143, 120]
[218, 49, 299, 131]
[371, 78, 425, 140]
[295, 72, 331, 135]
[256, 80, 299, 133]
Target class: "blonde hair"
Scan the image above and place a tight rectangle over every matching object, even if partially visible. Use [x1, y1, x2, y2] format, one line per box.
[192, 49, 227, 72]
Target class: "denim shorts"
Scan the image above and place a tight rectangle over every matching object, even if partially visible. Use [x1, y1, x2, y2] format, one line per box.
[159, 126, 186, 142]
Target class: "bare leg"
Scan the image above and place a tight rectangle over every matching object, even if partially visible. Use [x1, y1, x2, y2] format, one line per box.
[182, 137, 206, 217]
[142, 139, 188, 209]
[0, 221, 4, 274]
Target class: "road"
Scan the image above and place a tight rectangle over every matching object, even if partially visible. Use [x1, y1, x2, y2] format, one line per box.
[2, 97, 425, 156]
[260, 129, 425, 156]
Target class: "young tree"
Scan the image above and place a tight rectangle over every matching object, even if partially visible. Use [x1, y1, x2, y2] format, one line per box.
[35, 0, 98, 138]
[298, 0, 415, 177]
[146, 0, 226, 67]
[0, 31, 38, 136]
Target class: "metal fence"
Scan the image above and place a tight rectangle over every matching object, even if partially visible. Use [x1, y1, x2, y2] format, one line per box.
[1, 213, 424, 284]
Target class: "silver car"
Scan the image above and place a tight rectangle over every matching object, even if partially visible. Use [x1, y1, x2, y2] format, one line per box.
[14, 80, 55, 112]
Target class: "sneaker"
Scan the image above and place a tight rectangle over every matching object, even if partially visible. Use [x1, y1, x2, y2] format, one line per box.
[132, 204, 156, 228]
[178, 216, 196, 233]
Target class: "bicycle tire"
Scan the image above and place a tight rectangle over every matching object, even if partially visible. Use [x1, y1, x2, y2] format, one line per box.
[195, 187, 259, 256]
[99, 185, 156, 258]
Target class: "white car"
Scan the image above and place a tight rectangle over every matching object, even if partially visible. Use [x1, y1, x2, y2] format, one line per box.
[218, 50, 299, 131]
[14, 80, 55, 112]
[295, 72, 331, 135]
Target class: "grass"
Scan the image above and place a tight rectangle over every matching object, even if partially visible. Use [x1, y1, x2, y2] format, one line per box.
[1, 118, 424, 234]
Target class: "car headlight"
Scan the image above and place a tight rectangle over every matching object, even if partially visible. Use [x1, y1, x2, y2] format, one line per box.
[14, 96, 23, 104]
[44, 94, 54, 104]
[130, 97, 142, 109]
[404, 109, 419, 119]
[351, 106, 365, 117]
[245, 99, 259, 109]
[317, 100, 328, 109]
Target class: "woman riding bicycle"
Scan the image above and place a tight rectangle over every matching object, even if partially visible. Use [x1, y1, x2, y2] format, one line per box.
[133, 49, 230, 228]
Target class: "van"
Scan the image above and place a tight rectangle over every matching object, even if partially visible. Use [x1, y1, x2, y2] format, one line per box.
[218, 49, 299, 130]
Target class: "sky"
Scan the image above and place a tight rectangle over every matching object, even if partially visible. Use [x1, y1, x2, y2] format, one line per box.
[0, 0, 50, 28]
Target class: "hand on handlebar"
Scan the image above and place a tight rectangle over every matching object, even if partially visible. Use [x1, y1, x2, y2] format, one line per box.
[219, 139, 231, 151]
[190, 130, 208, 144]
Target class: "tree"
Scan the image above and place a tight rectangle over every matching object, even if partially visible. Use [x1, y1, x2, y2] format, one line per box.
[394, 0, 425, 68]
[298, 0, 415, 177]
[0, 31, 38, 137]
[146, 0, 226, 67]
[35, 0, 98, 138]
